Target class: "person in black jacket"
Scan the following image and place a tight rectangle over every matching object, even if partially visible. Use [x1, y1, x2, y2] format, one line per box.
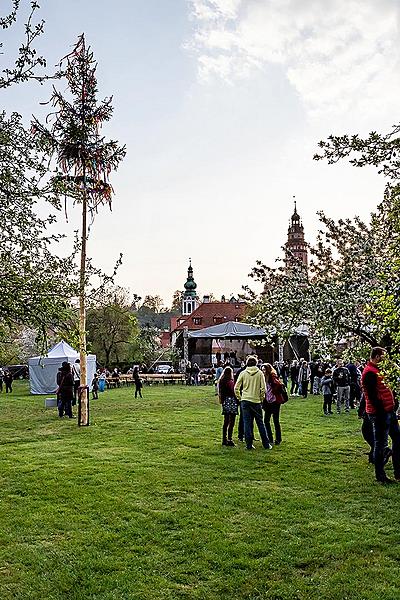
[4, 370, 13, 393]
[57, 362, 74, 418]
[333, 360, 351, 413]
[133, 366, 143, 399]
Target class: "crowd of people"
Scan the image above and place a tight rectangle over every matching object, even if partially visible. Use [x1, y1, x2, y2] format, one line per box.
[215, 348, 400, 485]
[217, 356, 288, 450]
[3, 345, 399, 484]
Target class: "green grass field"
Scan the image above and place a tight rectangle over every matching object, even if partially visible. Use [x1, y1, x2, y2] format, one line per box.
[0, 382, 399, 600]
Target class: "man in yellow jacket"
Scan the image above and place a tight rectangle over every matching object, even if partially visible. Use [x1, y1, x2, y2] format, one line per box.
[234, 356, 272, 450]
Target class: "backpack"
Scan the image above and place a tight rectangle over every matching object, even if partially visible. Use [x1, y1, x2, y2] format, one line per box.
[280, 384, 289, 404]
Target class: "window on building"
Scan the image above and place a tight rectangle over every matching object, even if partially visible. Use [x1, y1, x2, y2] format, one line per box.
[193, 317, 202, 325]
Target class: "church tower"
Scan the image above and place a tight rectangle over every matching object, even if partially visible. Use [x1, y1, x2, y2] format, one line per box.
[285, 201, 308, 270]
[182, 259, 199, 316]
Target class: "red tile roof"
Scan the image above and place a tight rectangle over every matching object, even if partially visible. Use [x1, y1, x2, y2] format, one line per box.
[171, 301, 247, 333]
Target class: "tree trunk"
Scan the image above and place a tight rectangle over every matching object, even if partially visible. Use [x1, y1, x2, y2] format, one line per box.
[79, 191, 89, 426]
[105, 347, 111, 367]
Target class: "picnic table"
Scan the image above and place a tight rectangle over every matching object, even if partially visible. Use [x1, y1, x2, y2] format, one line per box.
[141, 373, 186, 385]
[106, 375, 135, 389]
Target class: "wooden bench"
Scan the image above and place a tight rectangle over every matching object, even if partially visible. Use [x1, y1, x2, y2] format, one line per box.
[141, 374, 186, 385]
[199, 374, 214, 385]
[119, 375, 135, 387]
[106, 378, 118, 389]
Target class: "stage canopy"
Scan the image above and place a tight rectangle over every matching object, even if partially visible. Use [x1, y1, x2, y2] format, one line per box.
[28, 341, 96, 395]
[188, 321, 267, 340]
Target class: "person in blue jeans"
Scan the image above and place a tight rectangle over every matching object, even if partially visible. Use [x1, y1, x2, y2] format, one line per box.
[234, 356, 272, 451]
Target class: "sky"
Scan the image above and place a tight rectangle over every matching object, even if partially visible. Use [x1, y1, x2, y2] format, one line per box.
[3, 0, 400, 306]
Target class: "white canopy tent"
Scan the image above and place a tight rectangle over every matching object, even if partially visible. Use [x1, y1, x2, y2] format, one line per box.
[28, 341, 96, 395]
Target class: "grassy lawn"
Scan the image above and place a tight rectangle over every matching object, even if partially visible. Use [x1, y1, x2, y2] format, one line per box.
[0, 381, 399, 600]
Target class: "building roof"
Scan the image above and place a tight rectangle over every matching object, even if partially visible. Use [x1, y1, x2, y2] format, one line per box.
[171, 301, 247, 333]
[188, 321, 267, 339]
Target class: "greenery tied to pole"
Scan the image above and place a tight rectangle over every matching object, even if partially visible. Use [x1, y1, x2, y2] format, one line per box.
[32, 34, 126, 425]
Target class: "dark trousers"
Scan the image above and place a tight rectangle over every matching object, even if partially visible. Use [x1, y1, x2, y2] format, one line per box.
[238, 403, 254, 441]
[323, 394, 333, 414]
[73, 380, 80, 406]
[263, 402, 281, 444]
[134, 384, 143, 398]
[290, 378, 298, 395]
[222, 414, 236, 442]
[349, 383, 357, 409]
[58, 397, 73, 418]
[0, 379, 2, 392]
[238, 404, 244, 440]
[369, 412, 400, 481]
[301, 381, 309, 398]
[241, 401, 271, 449]
[361, 417, 375, 462]
[5, 382, 12, 393]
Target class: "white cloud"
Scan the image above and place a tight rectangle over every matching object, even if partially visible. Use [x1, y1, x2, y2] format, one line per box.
[190, 0, 242, 20]
[187, 0, 400, 119]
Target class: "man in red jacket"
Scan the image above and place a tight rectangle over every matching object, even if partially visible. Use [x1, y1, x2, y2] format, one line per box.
[361, 347, 400, 484]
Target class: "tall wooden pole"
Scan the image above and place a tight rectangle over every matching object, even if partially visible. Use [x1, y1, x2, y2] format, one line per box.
[79, 189, 89, 425]
[79, 35, 89, 426]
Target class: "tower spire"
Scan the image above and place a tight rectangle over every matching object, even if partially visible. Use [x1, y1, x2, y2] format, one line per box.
[285, 200, 308, 271]
[182, 259, 199, 316]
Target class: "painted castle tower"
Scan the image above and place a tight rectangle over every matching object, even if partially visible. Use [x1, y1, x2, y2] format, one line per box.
[285, 201, 308, 271]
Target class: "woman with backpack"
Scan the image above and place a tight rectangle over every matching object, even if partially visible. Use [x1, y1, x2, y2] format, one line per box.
[262, 363, 288, 446]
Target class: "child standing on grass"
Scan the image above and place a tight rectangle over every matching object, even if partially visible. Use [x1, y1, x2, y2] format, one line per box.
[133, 366, 143, 399]
[92, 374, 99, 400]
[218, 366, 238, 447]
[321, 368, 334, 415]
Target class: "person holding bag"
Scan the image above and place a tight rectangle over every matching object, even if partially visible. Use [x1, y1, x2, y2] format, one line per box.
[218, 366, 238, 447]
[262, 363, 288, 446]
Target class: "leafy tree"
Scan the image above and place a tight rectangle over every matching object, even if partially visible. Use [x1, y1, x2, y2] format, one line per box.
[314, 126, 400, 385]
[136, 326, 162, 366]
[0, 3, 76, 355]
[245, 207, 392, 358]
[0, 1, 50, 89]
[130, 294, 142, 312]
[247, 122, 400, 382]
[32, 35, 126, 424]
[142, 295, 165, 313]
[170, 290, 182, 313]
[87, 288, 140, 368]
